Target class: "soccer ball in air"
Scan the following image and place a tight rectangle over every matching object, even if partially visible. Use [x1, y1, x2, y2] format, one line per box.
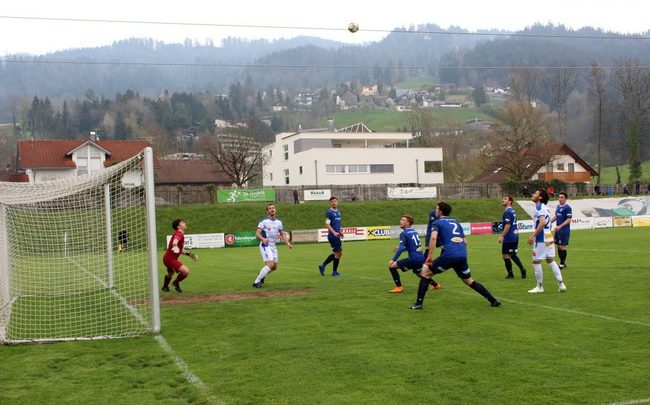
[348, 22, 359, 33]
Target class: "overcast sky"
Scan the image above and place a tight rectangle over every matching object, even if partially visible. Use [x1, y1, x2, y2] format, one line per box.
[1, 0, 649, 56]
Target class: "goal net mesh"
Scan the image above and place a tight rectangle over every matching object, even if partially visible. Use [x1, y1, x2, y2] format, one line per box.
[0, 151, 157, 343]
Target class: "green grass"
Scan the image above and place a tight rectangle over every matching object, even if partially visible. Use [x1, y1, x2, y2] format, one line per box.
[394, 75, 439, 89]
[2, 226, 649, 404]
[155, 199, 520, 245]
[594, 161, 650, 184]
[325, 109, 495, 132]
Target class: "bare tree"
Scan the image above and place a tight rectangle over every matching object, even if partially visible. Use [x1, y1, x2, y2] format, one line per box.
[203, 122, 268, 187]
[488, 101, 555, 181]
[613, 59, 650, 183]
[589, 62, 607, 184]
[508, 68, 543, 105]
[542, 66, 577, 138]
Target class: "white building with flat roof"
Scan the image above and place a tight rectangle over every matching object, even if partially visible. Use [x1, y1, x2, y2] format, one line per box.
[262, 122, 444, 186]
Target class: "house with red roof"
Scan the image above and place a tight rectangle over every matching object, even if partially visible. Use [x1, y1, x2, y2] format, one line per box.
[13, 139, 154, 183]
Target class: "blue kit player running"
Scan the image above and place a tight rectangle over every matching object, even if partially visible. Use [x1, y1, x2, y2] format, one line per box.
[387, 215, 441, 293]
[411, 201, 501, 310]
[527, 189, 567, 293]
[551, 192, 572, 269]
[318, 196, 343, 277]
[498, 195, 527, 279]
[252, 203, 292, 288]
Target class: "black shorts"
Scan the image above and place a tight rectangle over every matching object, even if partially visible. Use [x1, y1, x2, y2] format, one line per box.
[501, 241, 519, 255]
[430, 255, 471, 280]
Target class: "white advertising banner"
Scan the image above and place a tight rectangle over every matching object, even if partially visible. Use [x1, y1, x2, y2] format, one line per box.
[318, 227, 367, 242]
[517, 220, 535, 233]
[569, 217, 594, 230]
[387, 187, 438, 200]
[304, 189, 332, 201]
[518, 196, 650, 219]
[593, 217, 613, 229]
[460, 222, 472, 235]
[166, 233, 225, 249]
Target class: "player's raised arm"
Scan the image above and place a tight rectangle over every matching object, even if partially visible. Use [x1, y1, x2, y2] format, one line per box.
[426, 231, 438, 263]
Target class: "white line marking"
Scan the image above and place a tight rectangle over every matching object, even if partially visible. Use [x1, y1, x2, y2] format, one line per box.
[284, 265, 650, 328]
[606, 398, 650, 405]
[155, 334, 224, 405]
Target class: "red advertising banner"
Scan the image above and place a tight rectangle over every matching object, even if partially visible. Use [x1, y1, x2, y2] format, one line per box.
[470, 222, 493, 235]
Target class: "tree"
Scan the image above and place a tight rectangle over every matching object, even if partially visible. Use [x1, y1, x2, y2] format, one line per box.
[589, 62, 607, 184]
[508, 68, 543, 105]
[613, 59, 650, 183]
[472, 85, 488, 107]
[203, 121, 269, 187]
[542, 67, 577, 138]
[488, 101, 554, 181]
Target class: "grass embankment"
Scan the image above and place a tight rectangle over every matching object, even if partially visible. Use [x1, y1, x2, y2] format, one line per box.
[155, 198, 519, 245]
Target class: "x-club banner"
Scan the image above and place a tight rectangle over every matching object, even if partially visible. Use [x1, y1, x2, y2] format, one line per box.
[367, 226, 391, 240]
[318, 227, 367, 242]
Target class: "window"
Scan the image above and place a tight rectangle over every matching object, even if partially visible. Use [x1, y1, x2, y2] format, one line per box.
[76, 154, 102, 176]
[348, 165, 368, 173]
[299, 166, 303, 175]
[283, 144, 289, 160]
[326, 165, 346, 174]
[332, 143, 342, 148]
[424, 161, 443, 173]
[568, 163, 575, 172]
[284, 169, 290, 184]
[269, 173, 273, 181]
[556, 163, 565, 171]
[269, 150, 272, 157]
[370, 164, 394, 173]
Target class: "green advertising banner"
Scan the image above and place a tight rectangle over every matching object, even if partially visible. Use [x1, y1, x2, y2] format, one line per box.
[217, 188, 276, 203]
[224, 232, 259, 247]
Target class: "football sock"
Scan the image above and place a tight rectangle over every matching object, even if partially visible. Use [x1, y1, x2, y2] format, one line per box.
[533, 263, 543, 285]
[174, 272, 187, 285]
[429, 278, 439, 287]
[333, 258, 340, 272]
[469, 280, 497, 303]
[549, 261, 563, 283]
[323, 254, 335, 267]
[416, 277, 429, 305]
[163, 274, 172, 288]
[511, 254, 526, 272]
[504, 258, 513, 275]
[255, 266, 272, 283]
[389, 268, 402, 287]
[558, 250, 567, 264]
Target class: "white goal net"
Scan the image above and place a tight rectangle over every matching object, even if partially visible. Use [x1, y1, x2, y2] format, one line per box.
[0, 147, 160, 344]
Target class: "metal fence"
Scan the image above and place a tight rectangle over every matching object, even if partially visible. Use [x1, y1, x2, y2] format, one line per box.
[154, 183, 646, 206]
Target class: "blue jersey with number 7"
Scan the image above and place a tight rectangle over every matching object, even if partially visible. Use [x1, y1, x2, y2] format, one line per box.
[431, 217, 466, 258]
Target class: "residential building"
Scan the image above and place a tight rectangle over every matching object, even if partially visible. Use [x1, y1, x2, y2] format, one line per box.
[471, 143, 598, 183]
[262, 122, 444, 186]
[13, 139, 155, 183]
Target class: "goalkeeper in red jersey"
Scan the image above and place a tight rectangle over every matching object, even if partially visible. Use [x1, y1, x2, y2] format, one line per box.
[162, 218, 197, 293]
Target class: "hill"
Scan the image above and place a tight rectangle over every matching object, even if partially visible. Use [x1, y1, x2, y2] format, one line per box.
[593, 161, 650, 184]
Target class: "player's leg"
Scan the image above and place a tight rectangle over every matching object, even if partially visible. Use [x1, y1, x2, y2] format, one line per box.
[528, 243, 545, 293]
[254, 246, 275, 288]
[510, 243, 527, 278]
[455, 260, 500, 306]
[387, 260, 403, 293]
[172, 263, 189, 292]
[331, 241, 343, 277]
[546, 255, 566, 292]
[410, 257, 446, 309]
[319, 237, 337, 275]
[555, 233, 569, 269]
[503, 252, 514, 278]
[162, 266, 174, 292]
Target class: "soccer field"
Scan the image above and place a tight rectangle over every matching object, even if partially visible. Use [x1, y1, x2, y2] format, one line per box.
[2, 227, 649, 404]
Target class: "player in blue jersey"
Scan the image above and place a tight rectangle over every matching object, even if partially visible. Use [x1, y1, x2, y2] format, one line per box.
[498, 195, 527, 279]
[318, 196, 343, 277]
[252, 203, 292, 288]
[551, 192, 572, 269]
[410, 202, 501, 310]
[387, 215, 441, 293]
[526, 189, 567, 293]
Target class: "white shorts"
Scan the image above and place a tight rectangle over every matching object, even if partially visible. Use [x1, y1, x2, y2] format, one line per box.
[532, 242, 555, 261]
[260, 244, 278, 262]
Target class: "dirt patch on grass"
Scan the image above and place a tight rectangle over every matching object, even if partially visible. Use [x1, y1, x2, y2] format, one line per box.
[160, 289, 310, 305]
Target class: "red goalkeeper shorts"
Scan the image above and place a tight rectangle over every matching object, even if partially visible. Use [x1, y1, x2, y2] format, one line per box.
[163, 256, 183, 272]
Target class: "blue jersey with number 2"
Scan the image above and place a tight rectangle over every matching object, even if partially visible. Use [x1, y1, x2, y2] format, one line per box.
[431, 217, 466, 258]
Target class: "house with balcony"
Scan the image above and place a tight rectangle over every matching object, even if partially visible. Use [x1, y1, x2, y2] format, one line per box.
[262, 122, 444, 187]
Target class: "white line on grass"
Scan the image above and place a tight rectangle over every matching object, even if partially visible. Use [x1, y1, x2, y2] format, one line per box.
[154, 334, 225, 405]
[606, 398, 650, 405]
[284, 265, 650, 329]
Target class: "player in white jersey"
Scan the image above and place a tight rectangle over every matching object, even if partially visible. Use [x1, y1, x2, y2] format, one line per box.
[253, 203, 292, 288]
[526, 189, 567, 293]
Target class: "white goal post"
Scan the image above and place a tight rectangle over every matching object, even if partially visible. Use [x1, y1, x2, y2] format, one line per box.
[0, 147, 160, 344]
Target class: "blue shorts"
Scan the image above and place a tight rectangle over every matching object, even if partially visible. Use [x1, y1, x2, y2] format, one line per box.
[328, 234, 342, 252]
[430, 255, 472, 280]
[396, 257, 425, 273]
[554, 231, 570, 246]
[501, 241, 519, 255]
